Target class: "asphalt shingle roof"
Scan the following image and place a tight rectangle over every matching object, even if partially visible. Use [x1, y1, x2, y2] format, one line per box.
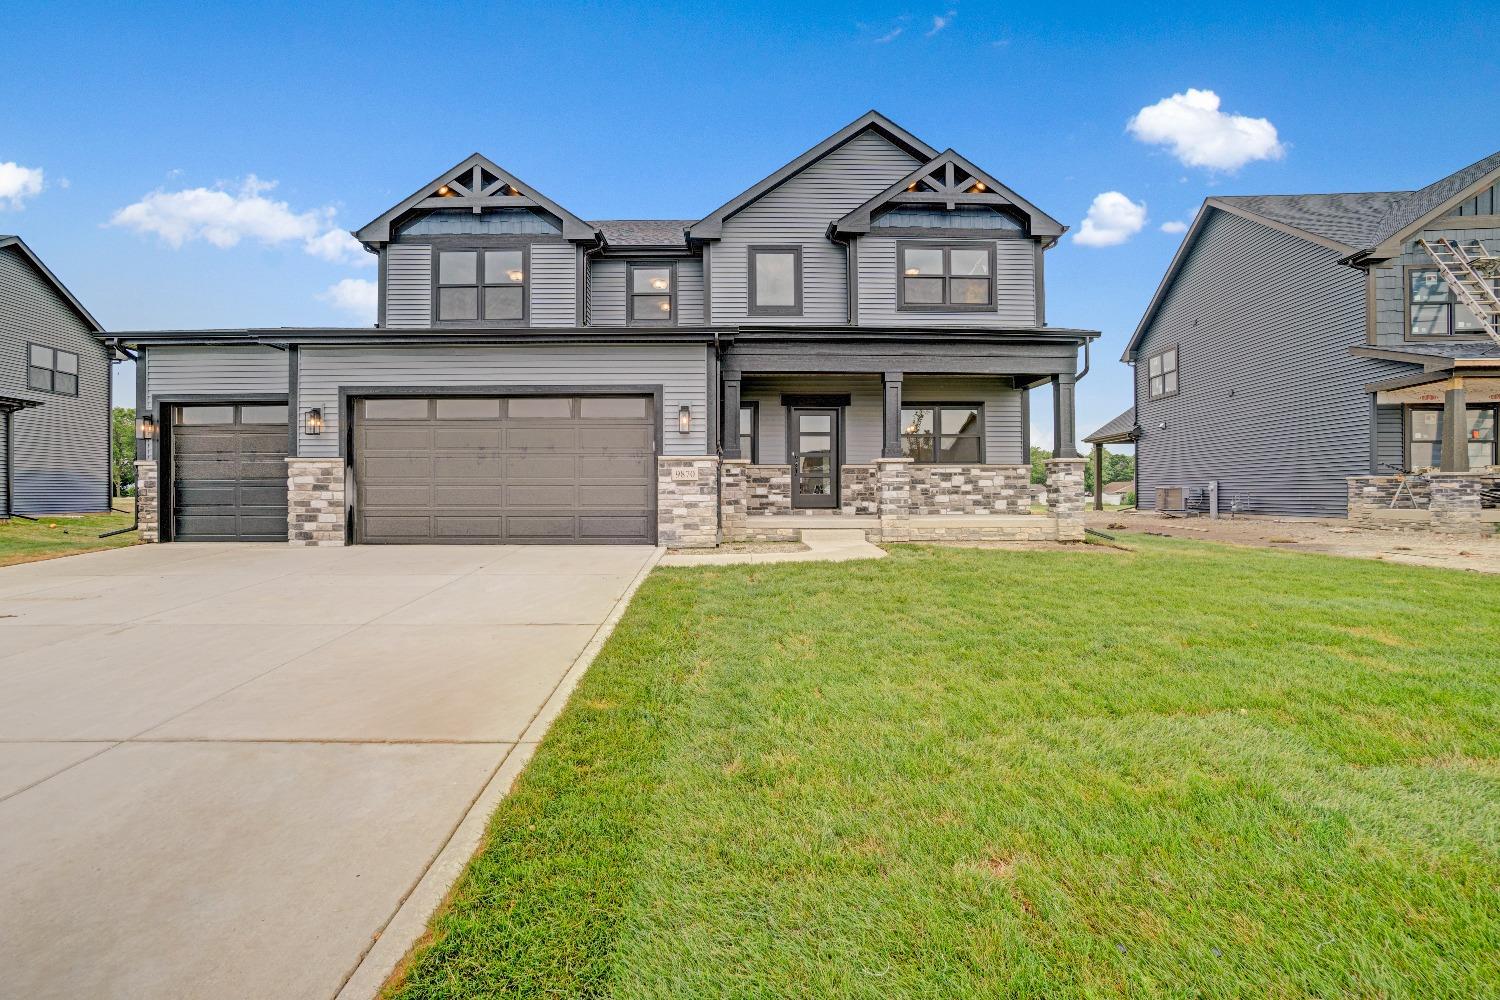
[1083, 408, 1138, 444]
[1214, 192, 1408, 248]
[591, 219, 691, 248]
[1375, 342, 1500, 361]
[1359, 149, 1500, 251]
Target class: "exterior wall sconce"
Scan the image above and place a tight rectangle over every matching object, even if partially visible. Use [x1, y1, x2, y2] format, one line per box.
[304, 408, 324, 436]
[135, 414, 157, 440]
[677, 405, 692, 434]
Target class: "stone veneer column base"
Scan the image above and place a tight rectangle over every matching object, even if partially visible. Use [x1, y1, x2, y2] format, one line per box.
[1427, 472, 1484, 536]
[287, 458, 347, 546]
[719, 459, 749, 542]
[134, 460, 160, 543]
[875, 457, 914, 542]
[658, 456, 720, 548]
[1044, 457, 1088, 541]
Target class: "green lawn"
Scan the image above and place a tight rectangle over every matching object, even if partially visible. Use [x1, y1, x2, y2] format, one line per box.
[0, 505, 137, 566]
[388, 535, 1500, 999]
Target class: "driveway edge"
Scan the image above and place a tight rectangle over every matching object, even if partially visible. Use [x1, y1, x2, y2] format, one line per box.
[333, 546, 666, 1000]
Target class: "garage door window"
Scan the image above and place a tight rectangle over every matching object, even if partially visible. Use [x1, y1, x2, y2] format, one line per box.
[580, 397, 648, 419]
[177, 405, 235, 424]
[364, 398, 430, 419]
[509, 397, 572, 418]
[435, 398, 501, 419]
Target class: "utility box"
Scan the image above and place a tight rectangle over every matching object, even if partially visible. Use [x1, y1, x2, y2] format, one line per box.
[1156, 486, 1184, 513]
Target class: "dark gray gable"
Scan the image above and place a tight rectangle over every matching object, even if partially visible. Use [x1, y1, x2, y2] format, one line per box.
[686, 111, 938, 241]
[0, 236, 104, 333]
[831, 149, 1066, 241]
[353, 154, 598, 246]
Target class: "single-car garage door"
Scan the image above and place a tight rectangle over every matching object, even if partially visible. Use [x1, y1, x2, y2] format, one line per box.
[354, 395, 655, 544]
[171, 403, 290, 541]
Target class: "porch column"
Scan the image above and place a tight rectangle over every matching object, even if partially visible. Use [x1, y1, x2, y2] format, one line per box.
[721, 374, 742, 459]
[882, 371, 903, 459]
[1092, 442, 1104, 511]
[1439, 385, 1469, 473]
[1051, 372, 1079, 459]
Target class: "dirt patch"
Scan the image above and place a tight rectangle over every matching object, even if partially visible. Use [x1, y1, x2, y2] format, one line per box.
[669, 541, 809, 555]
[1094, 510, 1500, 574]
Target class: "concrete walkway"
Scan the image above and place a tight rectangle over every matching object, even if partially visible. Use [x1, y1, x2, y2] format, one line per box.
[0, 542, 659, 1000]
[659, 528, 886, 566]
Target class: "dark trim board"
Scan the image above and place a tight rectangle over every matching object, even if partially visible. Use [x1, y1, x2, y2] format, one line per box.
[780, 393, 851, 407]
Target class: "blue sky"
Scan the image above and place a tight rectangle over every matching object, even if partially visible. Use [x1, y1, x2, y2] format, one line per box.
[1, 2, 1494, 438]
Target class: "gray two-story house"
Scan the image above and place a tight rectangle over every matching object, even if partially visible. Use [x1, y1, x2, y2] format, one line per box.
[112, 112, 1097, 547]
[1106, 148, 1499, 532]
[1, 235, 112, 517]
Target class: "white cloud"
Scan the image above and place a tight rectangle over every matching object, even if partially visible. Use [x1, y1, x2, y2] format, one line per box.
[1127, 89, 1284, 171]
[1074, 192, 1147, 247]
[0, 162, 45, 209]
[110, 175, 370, 265]
[1160, 220, 1189, 234]
[926, 10, 955, 35]
[874, 26, 904, 43]
[320, 278, 377, 323]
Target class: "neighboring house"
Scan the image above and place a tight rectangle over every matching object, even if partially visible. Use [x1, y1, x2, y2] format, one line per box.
[1106, 148, 1500, 521]
[0, 235, 111, 517]
[1102, 481, 1132, 500]
[111, 112, 1097, 547]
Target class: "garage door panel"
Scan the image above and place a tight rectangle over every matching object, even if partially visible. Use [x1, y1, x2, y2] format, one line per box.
[433, 427, 503, 449]
[579, 515, 651, 540]
[431, 455, 505, 480]
[506, 427, 579, 450]
[579, 455, 654, 479]
[173, 405, 289, 542]
[505, 484, 576, 507]
[583, 427, 655, 452]
[361, 427, 434, 451]
[356, 396, 654, 545]
[578, 484, 651, 507]
[432, 516, 504, 538]
[362, 455, 434, 480]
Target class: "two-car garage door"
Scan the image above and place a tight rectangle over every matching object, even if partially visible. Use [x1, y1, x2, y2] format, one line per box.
[353, 395, 656, 544]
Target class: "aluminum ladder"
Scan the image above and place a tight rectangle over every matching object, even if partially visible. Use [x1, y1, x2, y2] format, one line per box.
[1418, 237, 1500, 347]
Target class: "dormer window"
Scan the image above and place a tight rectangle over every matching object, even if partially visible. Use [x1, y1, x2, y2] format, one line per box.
[435, 248, 526, 323]
[628, 263, 675, 325]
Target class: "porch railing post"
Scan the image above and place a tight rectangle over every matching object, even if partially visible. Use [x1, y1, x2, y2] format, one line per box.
[721, 374, 741, 460]
[882, 371, 903, 459]
[1052, 372, 1079, 459]
[1439, 385, 1468, 473]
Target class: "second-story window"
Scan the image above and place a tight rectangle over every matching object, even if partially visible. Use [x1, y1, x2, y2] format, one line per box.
[28, 345, 79, 395]
[898, 243, 994, 310]
[629, 263, 675, 325]
[749, 246, 802, 316]
[1147, 346, 1178, 399]
[1408, 267, 1488, 338]
[436, 248, 526, 323]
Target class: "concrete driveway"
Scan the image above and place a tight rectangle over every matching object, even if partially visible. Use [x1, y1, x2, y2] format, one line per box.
[0, 542, 658, 1000]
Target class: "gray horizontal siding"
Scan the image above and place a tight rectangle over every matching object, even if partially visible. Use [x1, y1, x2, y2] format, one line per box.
[1375, 404, 1404, 471]
[295, 345, 709, 457]
[741, 374, 1021, 464]
[586, 257, 703, 327]
[1134, 209, 1411, 518]
[711, 129, 922, 326]
[145, 346, 290, 406]
[384, 244, 432, 328]
[587, 258, 626, 326]
[1, 244, 110, 514]
[856, 236, 1037, 327]
[1373, 223, 1500, 345]
[529, 242, 577, 327]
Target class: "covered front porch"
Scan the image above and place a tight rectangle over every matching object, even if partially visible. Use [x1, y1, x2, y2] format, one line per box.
[1348, 370, 1500, 535]
[712, 334, 1092, 544]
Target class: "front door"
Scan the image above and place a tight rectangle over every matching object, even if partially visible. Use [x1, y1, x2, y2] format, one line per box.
[789, 407, 839, 509]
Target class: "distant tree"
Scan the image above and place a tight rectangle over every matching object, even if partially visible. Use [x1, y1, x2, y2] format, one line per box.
[1029, 446, 1050, 484]
[1105, 451, 1135, 483]
[112, 407, 136, 495]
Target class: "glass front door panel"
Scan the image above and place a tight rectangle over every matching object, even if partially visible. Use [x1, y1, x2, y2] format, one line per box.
[791, 408, 838, 508]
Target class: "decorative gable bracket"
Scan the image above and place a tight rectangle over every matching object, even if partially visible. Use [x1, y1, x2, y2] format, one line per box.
[830, 149, 1066, 243]
[354, 153, 599, 246]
